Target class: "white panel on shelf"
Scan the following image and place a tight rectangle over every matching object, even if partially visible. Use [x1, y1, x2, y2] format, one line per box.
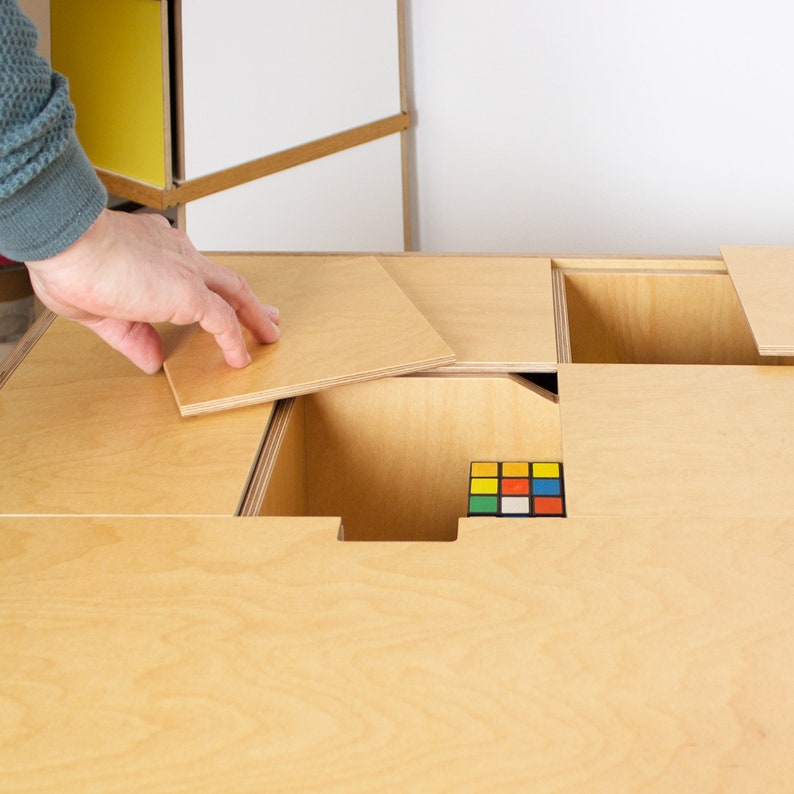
[184, 133, 405, 252]
[180, 0, 402, 180]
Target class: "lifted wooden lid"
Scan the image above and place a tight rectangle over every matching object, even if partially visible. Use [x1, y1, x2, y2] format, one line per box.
[722, 246, 794, 356]
[163, 255, 456, 416]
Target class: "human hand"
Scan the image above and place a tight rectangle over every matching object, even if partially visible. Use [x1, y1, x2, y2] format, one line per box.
[24, 209, 280, 374]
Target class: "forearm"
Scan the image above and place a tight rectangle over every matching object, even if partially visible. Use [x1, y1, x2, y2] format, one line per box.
[0, 0, 106, 260]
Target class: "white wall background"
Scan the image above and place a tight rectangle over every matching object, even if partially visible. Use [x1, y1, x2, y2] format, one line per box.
[405, 0, 794, 255]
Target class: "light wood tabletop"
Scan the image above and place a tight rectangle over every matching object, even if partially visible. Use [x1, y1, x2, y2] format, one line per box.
[0, 315, 273, 515]
[5, 251, 794, 791]
[2, 514, 793, 793]
[559, 363, 794, 518]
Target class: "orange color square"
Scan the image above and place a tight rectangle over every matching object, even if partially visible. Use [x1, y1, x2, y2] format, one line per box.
[502, 478, 530, 495]
[534, 496, 564, 515]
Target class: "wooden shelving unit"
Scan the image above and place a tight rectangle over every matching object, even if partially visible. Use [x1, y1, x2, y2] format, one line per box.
[50, 0, 411, 250]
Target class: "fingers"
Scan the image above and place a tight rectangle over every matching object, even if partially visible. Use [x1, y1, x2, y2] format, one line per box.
[82, 317, 165, 375]
[194, 290, 255, 369]
[27, 209, 282, 372]
[200, 260, 281, 345]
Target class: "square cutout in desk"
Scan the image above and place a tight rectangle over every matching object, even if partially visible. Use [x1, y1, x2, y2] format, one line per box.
[163, 256, 456, 416]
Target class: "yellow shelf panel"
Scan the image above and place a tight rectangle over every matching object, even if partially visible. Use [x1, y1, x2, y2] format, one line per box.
[50, 0, 170, 188]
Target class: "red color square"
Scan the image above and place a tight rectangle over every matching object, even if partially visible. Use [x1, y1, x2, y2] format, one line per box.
[502, 478, 530, 495]
[534, 496, 564, 516]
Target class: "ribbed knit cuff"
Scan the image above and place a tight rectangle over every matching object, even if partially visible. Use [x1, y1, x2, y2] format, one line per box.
[0, 131, 107, 261]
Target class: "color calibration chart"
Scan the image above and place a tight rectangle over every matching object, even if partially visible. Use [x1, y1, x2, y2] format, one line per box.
[468, 461, 566, 517]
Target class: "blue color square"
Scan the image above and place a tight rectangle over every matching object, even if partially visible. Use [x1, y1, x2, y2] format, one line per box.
[533, 479, 561, 496]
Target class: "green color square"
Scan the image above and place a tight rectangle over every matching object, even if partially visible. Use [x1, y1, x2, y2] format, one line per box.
[469, 495, 498, 515]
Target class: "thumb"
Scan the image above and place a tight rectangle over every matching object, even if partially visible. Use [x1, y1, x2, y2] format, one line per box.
[82, 317, 165, 374]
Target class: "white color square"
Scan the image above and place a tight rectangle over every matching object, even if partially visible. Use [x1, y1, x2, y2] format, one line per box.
[501, 496, 530, 515]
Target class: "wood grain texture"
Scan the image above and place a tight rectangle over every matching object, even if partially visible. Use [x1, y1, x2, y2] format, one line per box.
[559, 364, 794, 518]
[721, 246, 794, 355]
[163, 256, 455, 416]
[3, 514, 794, 792]
[378, 256, 558, 372]
[240, 398, 308, 518]
[298, 374, 561, 540]
[563, 270, 776, 365]
[98, 114, 411, 210]
[174, 114, 409, 205]
[0, 317, 272, 515]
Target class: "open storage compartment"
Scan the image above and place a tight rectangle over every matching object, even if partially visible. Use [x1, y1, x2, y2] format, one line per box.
[553, 259, 790, 365]
[254, 374, 562, 541]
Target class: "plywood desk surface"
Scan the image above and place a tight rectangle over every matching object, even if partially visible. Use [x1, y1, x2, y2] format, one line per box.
[559, 364, 794, 518]
[0, 317, 272, 515]
[3, 514, 794, 793]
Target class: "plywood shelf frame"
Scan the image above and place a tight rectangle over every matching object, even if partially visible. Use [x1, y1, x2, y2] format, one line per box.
[99, 112, 411, 210]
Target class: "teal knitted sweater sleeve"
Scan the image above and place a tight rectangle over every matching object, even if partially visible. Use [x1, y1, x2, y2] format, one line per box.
[0, 0, 106, 261]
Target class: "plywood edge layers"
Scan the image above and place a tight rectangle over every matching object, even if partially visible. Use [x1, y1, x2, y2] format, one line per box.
[396, 0, 412, 250]
[551, 268, 571, 364]
[158, 0, 173, 191]
[237, 398, 296, 516]
[401, 371, 558, 402]
[551, 256, 725, 272]
[721, 246, 794, 357]
[0, 310, 56, 389]
[170, 353, 456, 418]
[100, 113, 411, 210]
[432, 360, 559, 374]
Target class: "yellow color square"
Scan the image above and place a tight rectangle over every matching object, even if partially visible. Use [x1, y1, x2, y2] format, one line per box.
[471, 462, 498, 477]
[502, 461, 529, 477]
[533, 462, 560, 478]
[471, 478, 498, 495]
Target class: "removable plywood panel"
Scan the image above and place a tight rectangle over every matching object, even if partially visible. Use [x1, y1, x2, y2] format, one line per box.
[0, 316, 273, 514]
[4, 514, 794, 791]
[378, 256, 558, 372]
[722, 246, 794, 355]
[559, 364, 794, 518]
[163, 256, 455, 416]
